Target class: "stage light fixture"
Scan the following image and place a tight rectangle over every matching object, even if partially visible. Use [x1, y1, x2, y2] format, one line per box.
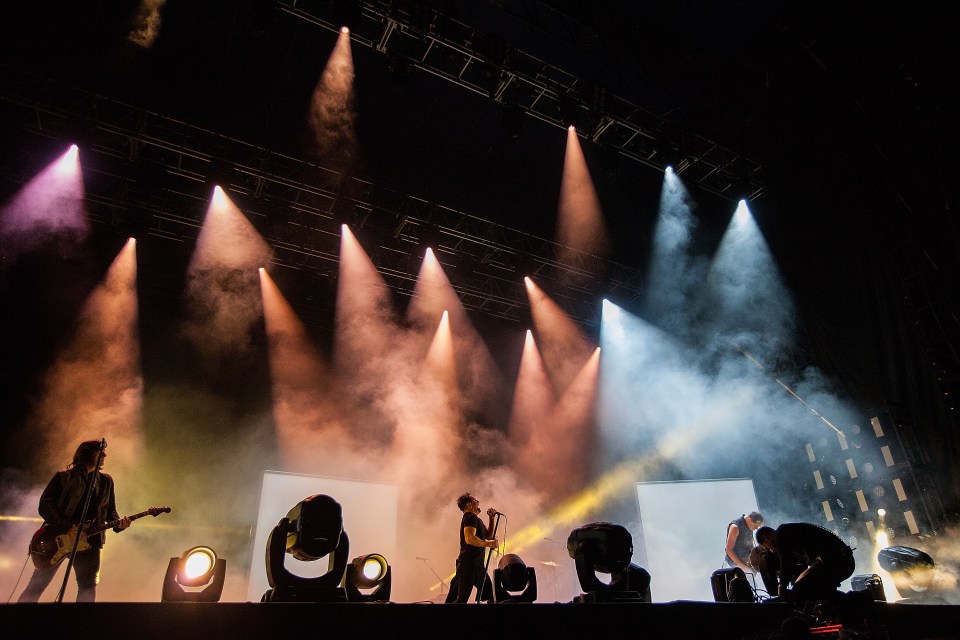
[851, 574, 887, 602]
[262, 494, 350, 602]
[161, 545, 227, 602]
[344, 553, 392, 602]
[566, 522, 651, 603]
[877, 546, 942, 602]
[711, 567, 754, 602]
[493, 554, 537, 603]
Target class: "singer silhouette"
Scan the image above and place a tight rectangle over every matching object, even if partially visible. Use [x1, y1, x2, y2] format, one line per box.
[446, 493, 497, 603]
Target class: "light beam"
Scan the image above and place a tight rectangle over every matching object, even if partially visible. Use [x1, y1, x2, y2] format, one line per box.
[555, 126, 610, 267]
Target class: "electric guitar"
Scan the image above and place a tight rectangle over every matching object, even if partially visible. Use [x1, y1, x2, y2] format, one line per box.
[27, 506, 171, 569]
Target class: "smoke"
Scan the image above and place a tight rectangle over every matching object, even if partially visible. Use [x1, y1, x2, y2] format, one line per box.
[0, 146, 88, 262]
[555, 127, 611, 272]
[508, 331, 555, 452]
[410, 250, 503, 420]
[643, 169, 706, 336]
[308, 31, 357, 166]
[592, 185, 876, 599]
[181, 190, 272, 368]
[699, 201, 797, 361]
[108, 383, 275, 603]
[262, 270, 364, 477]
[0, 478, 43, 603]
[525, 277, 596, 395]
[1, 163, 887, 603]
[18, 241, 143, 478]
[247, 228, 549, 601]
[127, 0, 167, 49]
[516, 350, 599, 500]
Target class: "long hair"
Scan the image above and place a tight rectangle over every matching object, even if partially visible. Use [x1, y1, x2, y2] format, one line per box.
[70, 440, 104, 470]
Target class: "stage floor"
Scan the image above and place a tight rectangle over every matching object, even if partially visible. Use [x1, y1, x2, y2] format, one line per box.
[2, 600, 958, 640]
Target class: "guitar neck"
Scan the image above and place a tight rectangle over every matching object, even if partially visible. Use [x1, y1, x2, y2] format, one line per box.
[85, 510, 154, 537]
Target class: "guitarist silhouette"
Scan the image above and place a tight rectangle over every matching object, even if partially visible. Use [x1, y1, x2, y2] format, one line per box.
[19, 440, 132, 603]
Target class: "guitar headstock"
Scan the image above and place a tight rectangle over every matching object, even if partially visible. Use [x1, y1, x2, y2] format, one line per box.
[148, 506, 172, 517]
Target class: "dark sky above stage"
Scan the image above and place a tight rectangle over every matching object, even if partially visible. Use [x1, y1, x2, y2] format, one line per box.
[2, 2, 959, 502]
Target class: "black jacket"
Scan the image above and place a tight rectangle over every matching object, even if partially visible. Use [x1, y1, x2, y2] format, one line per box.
[38, 468, 120, 548]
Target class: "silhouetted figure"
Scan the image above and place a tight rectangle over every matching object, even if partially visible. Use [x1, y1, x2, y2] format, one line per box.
[445, 492, 497, 603]
[756, 523, 854, 602]
[19, 441, 130, 602]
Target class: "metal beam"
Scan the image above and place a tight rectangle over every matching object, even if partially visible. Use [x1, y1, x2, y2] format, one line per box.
[277, 0, 764, 201]
[1, 66, 643, 328]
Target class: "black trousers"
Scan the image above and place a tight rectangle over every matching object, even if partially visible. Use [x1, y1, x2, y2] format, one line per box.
[19, 548, 102, 602]
[446, 558, 493, 603]
[791, 548, 856, 601]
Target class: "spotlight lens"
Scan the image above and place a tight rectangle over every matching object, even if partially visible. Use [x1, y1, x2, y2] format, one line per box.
[363, 556, 384, 581]
[878, 508, 886, 517]
[182, 547, 216, 579]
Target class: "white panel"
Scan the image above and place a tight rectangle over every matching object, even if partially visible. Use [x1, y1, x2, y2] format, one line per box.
[813, 470, 824, 490]
[870, 416, 884, 438]
[635, 479, 758, 602]
[892, 478, 907, 501]
[855, 490, 868, 512]
[245, 471, 398, 602]
[881, 446, 895, 467]
[805, 443, 816, 463]
[904, 511, 919, 535]
[837, 432, 849, 451]
[822, 500, 834, 521]
[846, 458, 858, 479]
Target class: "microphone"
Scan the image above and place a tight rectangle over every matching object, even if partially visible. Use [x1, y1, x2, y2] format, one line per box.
[494, 511, 506, 516]
[100, 438, 107, 449]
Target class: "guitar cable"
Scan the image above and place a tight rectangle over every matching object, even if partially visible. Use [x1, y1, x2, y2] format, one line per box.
[5, 553, 32, 603]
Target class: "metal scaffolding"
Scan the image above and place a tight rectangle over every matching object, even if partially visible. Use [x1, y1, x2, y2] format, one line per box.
[276, 0, 765, 202]
[1, 65, 644, 328]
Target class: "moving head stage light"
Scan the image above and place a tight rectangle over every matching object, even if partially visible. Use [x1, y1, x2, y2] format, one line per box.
[494, 554, 537, 603]
[566, 522, 651, 603]
[850, 574, 887, 602]
[711, 567, 755, 603]
[344, 553, 392, 602]
[877, 546, 945, 603]
[262, 494, 350, 602]
[161, 545, 227, 602]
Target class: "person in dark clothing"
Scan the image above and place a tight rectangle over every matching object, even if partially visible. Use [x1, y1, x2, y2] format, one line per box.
[750, 541, 782, 596]
[445, 492, 498, 603]
[756, 523, 855, 601]
[19, 440, 131, 602]
[725, 511, 764, 574]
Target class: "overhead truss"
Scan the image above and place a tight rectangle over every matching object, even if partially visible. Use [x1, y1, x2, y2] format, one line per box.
[277, 0, 765, 201]
[1, 66, 644, 328]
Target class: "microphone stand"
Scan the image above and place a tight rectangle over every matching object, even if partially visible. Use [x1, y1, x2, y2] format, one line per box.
[55, 440, 106, 603]
[417, 557, 448, 601]
[476, 512, 502, 603]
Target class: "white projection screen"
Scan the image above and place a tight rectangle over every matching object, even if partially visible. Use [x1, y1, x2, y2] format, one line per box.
[246, 471, 399, 602]
[635, 478, 759, 602]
